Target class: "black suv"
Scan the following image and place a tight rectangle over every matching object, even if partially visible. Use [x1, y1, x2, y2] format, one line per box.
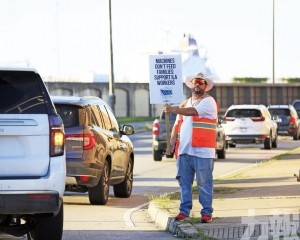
[0, 67, 66, 240]
[52, 96, 135, 205]
[268, 104, 300, 140]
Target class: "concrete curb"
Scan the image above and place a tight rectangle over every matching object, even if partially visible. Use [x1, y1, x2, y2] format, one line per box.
[148, 202, 199, 238]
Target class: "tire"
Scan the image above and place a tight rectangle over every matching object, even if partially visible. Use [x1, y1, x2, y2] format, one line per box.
[293, 131, 299, 140]
[27, 202, 64, 240]
[272, 133, 278, 148]
[88, 160, 110, 205]
[217, 146, 226, 159]
[264, 136, 272, 150]
[153, 149, 162, 161]
[229, 143, 236, 148]
[166, 152, 174, 158]
[113, 157, 133, 198]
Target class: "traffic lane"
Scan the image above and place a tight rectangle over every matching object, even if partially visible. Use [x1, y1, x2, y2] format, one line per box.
[129, 131, 178, 196]
[62, 193, 176, 240]
[13, 133, 298, 240]
[63, 192, 149, 228]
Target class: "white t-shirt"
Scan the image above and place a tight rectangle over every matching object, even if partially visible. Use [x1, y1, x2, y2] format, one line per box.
[178, 96, 217, 158]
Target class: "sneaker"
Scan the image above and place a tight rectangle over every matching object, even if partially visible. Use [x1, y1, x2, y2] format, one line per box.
[201, 214, 212, 223]
[175, 213, 189, 221]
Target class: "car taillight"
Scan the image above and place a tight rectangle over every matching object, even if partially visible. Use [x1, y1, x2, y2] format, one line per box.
[153, 120, 159, 135]
[225, 117, 235, 122]
[49, 115, 65, 157]
[66, 133, 96, 150]
[290, 117, 296, 125]
[79, 176, 90, 182]
[252, 116, 265, 122]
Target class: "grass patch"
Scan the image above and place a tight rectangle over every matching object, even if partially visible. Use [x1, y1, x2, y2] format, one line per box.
[192, 185, 239, 194]
[117, 117, 155, 124]
[146, 193, 178, 211]
[196, 230, 218, 240]
[214, 187, 240, 194]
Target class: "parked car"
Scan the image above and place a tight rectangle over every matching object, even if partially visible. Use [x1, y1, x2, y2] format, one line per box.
[152, 106, 227, 161]
[221, 104, 278, 149]
[267, 104, 300, 140]
[52, 96, 134, 205]
[292, 99, 300, 118]
[0, 67, 66, 240]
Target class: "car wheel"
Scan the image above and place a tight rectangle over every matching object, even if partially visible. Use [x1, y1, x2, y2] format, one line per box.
[272, 132, 278, 148]
[166, 152, 174, 158]
[217, 146, 226, 159]
[153, 149, 163, 161]
[88, 160, 110, 205]
[229, 143, 236, 148]
[293, 130, 299, 140]
[113, 157, 133, 198]
[264, 135, 272, 150]
[27, 202, 64, 240]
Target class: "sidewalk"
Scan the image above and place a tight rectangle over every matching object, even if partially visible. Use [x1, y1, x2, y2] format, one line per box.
[148, 147, 300, 239]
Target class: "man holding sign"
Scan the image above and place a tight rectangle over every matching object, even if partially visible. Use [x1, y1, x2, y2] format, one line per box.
[149, 54, 183, 156]
[164, 72, 217, 224]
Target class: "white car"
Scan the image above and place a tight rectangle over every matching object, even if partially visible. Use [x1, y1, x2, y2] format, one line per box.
[0, 67, 66, 240]
[221, 104, 278, 149]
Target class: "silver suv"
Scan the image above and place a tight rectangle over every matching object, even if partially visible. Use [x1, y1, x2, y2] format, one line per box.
[222, 104, 278, 149]
[0, 67, 66, 240]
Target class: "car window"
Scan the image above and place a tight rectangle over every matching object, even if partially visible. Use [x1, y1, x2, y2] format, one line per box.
[98, 105, 112, 130]
[226, 109, 261, 118]
[55, 104, 79, 128]
[268, 109, 290, 116]
[293, 101, 300, 109]
[0, 71, 47, 114]
[104, 106, 119, 132]
[91, 105, 104, 128]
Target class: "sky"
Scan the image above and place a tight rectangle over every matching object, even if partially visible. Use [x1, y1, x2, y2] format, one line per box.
[0, 0, 299, 83]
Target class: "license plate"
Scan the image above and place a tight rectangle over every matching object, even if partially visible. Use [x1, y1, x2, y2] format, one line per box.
[240, 127, 247, 132]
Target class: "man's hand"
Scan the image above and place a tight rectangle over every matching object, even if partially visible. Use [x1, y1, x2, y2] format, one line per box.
[164, 104, 174, 114]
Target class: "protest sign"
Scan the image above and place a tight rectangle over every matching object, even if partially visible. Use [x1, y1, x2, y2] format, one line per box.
[149, 54, 183, 104]
[149, 54, 183, 156]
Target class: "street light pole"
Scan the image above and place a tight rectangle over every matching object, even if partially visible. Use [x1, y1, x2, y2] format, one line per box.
[108, 0, 115, 111]
[272, 0, 275, 84]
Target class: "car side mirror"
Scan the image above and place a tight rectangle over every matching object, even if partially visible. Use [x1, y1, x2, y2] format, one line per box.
[120, 124, 135, 135]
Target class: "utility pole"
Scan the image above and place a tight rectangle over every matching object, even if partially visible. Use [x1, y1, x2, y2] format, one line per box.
[108, 0, 115, 111]
[272, 0, 275, 84]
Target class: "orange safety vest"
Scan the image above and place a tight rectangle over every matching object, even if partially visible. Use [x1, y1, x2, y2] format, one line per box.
[191, 117, 217, 148]
[173, 96, 216, 157]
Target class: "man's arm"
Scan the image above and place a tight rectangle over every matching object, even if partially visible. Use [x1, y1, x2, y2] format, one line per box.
[164, 104, 198, 116]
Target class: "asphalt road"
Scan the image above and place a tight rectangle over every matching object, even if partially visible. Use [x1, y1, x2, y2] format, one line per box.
[2, 132, 300, 240]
